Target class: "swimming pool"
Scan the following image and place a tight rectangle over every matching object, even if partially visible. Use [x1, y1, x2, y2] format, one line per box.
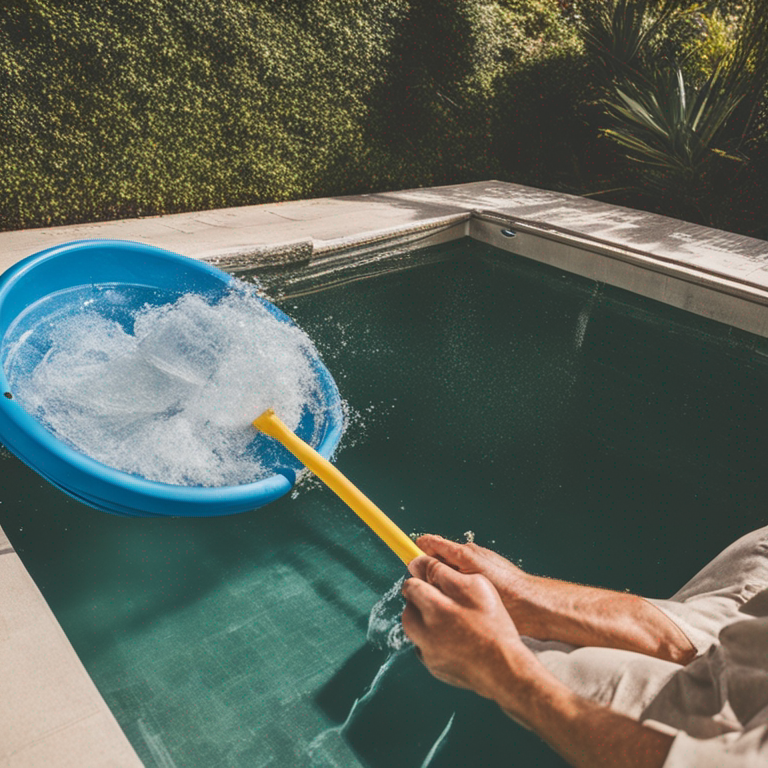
[2, 239, 768, 767]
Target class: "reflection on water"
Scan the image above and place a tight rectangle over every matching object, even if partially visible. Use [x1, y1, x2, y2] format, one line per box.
[3, 245, 768, 767]
[308, 650, 401, 764]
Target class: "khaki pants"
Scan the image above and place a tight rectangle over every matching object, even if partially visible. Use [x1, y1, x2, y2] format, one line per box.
[523, 526, 768, 722]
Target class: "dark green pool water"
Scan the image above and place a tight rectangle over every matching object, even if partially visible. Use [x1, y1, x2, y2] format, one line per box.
[2, 241, 768, 767]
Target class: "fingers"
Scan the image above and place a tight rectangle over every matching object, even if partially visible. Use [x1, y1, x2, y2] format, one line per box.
[408, 554, 495, 609]
[425, 557, 471, 599]
[408, 554, 469, 598]
[401, 574, 452, 616]
[401, 596, 425, 644]
[416, 534, 483, 572]
[401, 577, 452, 648]
[407, 554, 430, 580]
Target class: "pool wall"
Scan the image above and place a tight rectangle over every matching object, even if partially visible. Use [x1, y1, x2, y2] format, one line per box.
[2, 180, 768, 766]
[470, 210, 768, 338]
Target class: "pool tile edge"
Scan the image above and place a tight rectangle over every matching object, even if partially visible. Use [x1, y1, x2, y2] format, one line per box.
[469, 214, 768, 338]
[0, 523, 144, 767]
[2, 180, 768, 765]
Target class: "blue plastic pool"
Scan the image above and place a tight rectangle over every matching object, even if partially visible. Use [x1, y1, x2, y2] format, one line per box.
[0, 240, 343, 518]
[2, 241, 768, 767]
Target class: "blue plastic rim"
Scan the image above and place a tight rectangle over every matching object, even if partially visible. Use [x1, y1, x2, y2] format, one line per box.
[0, 240, 344, 518]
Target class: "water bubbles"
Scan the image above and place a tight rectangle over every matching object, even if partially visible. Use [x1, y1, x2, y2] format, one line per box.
[8, 287, 333, 487]
[367, 577, 411, 652]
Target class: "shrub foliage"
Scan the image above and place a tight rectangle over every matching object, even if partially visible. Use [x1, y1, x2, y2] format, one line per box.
[2, 1, 765, 236]
[1, 0, 411, 228]
[1, 0, 585, 231]
[577, 0, 768, 232]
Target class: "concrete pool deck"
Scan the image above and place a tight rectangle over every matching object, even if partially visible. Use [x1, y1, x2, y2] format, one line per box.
[4, 179, 768, 333]
[2, 180, 768, 766]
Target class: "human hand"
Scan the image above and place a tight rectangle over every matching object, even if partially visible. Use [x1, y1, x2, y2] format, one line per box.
[402, 555, 676, 767]
[414, 534, 542, 636]
[401, 555, 538, 703]
[415, 535, 696, 663]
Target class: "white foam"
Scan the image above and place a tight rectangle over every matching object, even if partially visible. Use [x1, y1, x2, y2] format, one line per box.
[11, 288, 332, 486]
[366, 577, 412, 651]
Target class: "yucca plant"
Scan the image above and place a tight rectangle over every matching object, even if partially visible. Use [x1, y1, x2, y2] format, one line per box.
[604, 63, 746, 178]
[577, 0, 699, 77]
[578, 0, 768, 226]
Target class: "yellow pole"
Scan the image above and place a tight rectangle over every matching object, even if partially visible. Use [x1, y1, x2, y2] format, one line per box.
[253, 409, 424, 565]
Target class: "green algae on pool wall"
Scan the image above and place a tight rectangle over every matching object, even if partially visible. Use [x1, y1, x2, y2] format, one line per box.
[2, 244, 768, 767]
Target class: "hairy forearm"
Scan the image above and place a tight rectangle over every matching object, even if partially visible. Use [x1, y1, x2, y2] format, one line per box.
[494, 657, 673, 768]
[411, 537, 695, 663]
[402, 550, 678, 767]
[508, 577, 695, 664]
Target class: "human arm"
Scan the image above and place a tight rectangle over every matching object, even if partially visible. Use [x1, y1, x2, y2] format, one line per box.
[415, 534, 696, 664]
[402, 556, 674, 768]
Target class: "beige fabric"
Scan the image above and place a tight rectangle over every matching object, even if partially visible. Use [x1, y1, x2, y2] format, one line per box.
[663, 726, 768, 768]
[647, 527, 768, 655]
[524, 526, 768, 767]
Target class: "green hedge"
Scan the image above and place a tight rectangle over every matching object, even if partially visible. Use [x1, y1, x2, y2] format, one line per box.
[1, 0, 410, 228]
[0, 1, 586, 231]
[361, 0, 589, 192]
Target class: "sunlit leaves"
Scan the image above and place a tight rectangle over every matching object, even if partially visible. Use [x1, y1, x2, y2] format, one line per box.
[577, 0, 768, 223]
[0, 0, 409, 229]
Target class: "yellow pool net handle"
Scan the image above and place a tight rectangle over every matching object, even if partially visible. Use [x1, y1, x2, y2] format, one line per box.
[253, 409, 424, 566]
